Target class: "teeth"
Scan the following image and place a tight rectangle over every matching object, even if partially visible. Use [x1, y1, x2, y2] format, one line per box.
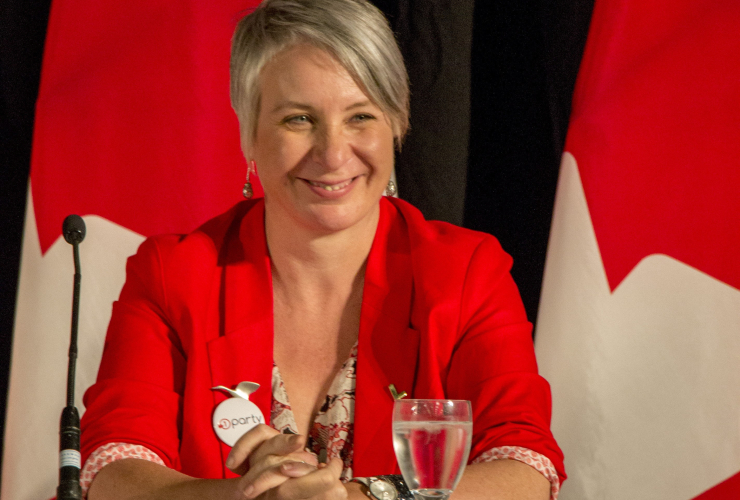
[308, 179, 352, 191]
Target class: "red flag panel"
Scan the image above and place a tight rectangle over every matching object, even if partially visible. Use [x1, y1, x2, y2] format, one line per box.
[31, 0, 263, 253]
[692, 471, 740, 500]
[566, 0, 740, 292]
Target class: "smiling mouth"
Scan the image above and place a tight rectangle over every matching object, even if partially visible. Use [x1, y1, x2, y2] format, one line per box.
[305, 177, 356, 191]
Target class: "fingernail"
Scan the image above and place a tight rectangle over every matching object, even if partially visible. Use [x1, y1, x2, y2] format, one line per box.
[282, 461, 298, 472]
[243, 485, 255, 498]
[225, 455, 235, 469]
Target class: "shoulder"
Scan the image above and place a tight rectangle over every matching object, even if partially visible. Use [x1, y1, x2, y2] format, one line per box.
[133, 200, 261, 267]
[122, 200, 262, 305]
[382, 197, 520, 322]
[383, 197, 512, 273]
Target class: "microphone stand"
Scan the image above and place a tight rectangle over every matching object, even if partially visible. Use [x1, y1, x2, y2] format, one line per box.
[58, 215, 86, 500]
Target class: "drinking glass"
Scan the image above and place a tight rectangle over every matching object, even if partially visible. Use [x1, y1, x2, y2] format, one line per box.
[392, 399, 473, 500]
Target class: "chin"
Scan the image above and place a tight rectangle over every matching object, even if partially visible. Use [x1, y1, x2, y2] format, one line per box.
[302, 201, 379, 234]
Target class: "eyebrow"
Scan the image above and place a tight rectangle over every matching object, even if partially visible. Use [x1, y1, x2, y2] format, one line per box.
[270, 101, 312, 113]
[270, 100, 374, 113]
[345, 100, 372, 111]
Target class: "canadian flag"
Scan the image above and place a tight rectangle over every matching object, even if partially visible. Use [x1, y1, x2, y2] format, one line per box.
[535, 0, 740, 499]
[2, 2, 260, 499]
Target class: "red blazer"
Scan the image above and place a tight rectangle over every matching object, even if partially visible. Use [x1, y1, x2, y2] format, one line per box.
[81, 197, 565, 484]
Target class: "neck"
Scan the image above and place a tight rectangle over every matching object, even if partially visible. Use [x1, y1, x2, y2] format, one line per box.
[264, 203, 379, 299]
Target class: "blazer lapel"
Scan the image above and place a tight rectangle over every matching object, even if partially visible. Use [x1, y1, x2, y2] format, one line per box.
[202, 199, 420, 476]
[206, 201, 274, 476]
[354, 200, 420, 476]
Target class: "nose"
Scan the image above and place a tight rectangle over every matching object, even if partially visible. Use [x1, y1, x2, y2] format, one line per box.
[313, 123, 351, 170]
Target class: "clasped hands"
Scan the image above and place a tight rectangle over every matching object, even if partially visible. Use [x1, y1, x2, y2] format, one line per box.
[226, 424, 348, 500]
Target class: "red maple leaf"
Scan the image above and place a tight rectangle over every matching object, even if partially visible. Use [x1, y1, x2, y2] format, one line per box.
[692, 470, 740, 500]
[567, 1, 740, 292]
[31, 0, 263, 252]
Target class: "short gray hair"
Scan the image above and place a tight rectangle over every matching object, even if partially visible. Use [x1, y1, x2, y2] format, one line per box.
[230, 0, 410, 150]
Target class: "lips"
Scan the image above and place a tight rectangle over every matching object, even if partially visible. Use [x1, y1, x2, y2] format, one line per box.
[305, 177, 355, 191]
[299, 175, 362, 196]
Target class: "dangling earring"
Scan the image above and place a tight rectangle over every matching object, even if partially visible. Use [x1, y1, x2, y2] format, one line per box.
[385, 179, 397, 197]
[243, 160, 256, 199]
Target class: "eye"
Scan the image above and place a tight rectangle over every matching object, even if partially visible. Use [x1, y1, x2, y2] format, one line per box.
[351, 113, 376, 123]
[283, 114, 313, 127]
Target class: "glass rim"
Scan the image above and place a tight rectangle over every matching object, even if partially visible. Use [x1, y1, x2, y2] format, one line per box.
[393, 398, 471, 404]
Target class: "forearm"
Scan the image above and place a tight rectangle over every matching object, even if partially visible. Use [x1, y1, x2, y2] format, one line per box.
[451, 460, 550, 500]
[87, 458, 240, 500]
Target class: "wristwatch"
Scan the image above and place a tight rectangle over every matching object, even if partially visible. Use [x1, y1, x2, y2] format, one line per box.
[352, 475, 413, 500]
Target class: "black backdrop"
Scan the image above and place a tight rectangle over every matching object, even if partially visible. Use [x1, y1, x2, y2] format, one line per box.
[0, 0, 593, 480]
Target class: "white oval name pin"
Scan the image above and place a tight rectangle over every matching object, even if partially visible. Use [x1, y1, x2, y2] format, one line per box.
[211, 382, 265, 447]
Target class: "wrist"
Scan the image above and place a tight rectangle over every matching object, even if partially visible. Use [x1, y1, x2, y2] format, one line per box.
[346, 481, 370, 500]
[351, 475, 413, 500]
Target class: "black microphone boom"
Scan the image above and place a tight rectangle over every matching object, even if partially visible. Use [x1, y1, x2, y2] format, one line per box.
[58, 214, 86, 500]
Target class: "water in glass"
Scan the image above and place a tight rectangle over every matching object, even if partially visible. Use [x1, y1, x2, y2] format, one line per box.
[393, 418, 472, 499]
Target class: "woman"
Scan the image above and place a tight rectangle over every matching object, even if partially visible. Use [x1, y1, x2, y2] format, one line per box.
[80, 0, 565, 499]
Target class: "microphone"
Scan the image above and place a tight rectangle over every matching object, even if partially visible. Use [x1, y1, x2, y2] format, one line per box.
[63, 215, 86, 245]
[58, 215, 86, 500]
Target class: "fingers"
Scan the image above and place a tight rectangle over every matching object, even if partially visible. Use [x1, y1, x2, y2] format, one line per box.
[226, 425, 282, 473]
[248, 433, 313, 469]
[236, 457, 345, 500]
[274, 457, 346, 500]
[228, 425, 313, 474]
[237, 460, 318, 499]
[225, 426, 344, 499]
[280, 460, 320, 478]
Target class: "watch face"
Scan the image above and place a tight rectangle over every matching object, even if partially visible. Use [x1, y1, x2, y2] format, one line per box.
[369, 480, 398, 500]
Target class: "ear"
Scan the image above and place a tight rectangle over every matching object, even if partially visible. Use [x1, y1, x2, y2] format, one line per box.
[237, 121, 255, 160]
[247, 159, 258, 178]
